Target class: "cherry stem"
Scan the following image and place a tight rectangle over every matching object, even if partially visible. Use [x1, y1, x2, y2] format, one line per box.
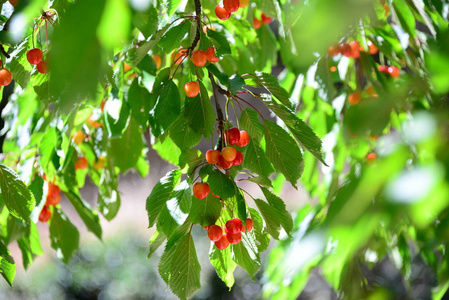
[233, 95, 266, 120]
[239, 187, 256, 201]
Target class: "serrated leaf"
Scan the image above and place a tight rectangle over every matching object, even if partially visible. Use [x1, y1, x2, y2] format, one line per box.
[240, 108, 264, 142]
[392, 0, 416, 38]
[133, 5, 158, 38]
[189, 193, 222, 227]
[0, 164, 35, 222]
[229, 74, 245, 95]
[49, 209, 80, 264]
[208, 30, 232, 56]
[264, 120, 303, 187]
[242, 139, 274, 177]
[206, 64, 230, 86]
[150, 80, 181, 136]
[158, 181, 191, 236]
[210, 245, 236, 288]
[179, 149, 203, 174]
[148, 229, 166, 258]
[157, 21, 190, 53]
[128, 23, 171, 66]
[146, 170, 182, 227]
[153, 134, 181, 165]
[261, 187, 293, 235]
[169, 112, 202, 150]
[166, 0, 183, 16]
[65, 191, 102, 239]
[205, 167, 237, 200]
[0, 240, 15, 286]
[246, 72, 292, 109]
[17, 222, 43, 270]
[184, 81, 215, 138]
[254, 199, 281, 239]
[248, 176, 273, 188]
[231, 234, 260, 279]
[248, 208, 270, 252]
[127, 79, 151, 128]
[98, 186, 121, 221]
[39, 128, 62, 175]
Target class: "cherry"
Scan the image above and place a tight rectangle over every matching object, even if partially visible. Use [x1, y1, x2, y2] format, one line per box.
[348, 41, 361, 58]
[184, 81, 200, 97]
[236, 130, 249, 147]
[218, 155, 233, 169]
[367, 152, 377, 162]
[367, 41, 378, 55]
[26, 48, 43, 65]
[0, 69, 12, 86]
[239, 0, 249, 8]
[94, 156, 105, 170]
[215, 234, 230, 250]
[191, 50, 207, 67]
[224, 127, 240, 145]
[46, 183, 61, 205]
[153, 55, 162, 68]
[253, 18, 261, 29]
[123, 63, 132, 73]
[9, 0, 19, 7]
[226, 218, 242, 234]
[340, 43, 352, 57]
[227, 232, 242, 244]
[206, 149, 220, 164]
[242, 218, 253, 232]
[387, 66, 400, 78]
[39, 206, 51, 222]
[221, 147, 237, 162]
[73, 130, 85, 144]
[75, 157, 88, 170]
[378, 65, 388, 73]
[328, 45, 340, 57]
[223, 0, 239, 13]
[88, 115, 103, 128]
[208, 225, 223, 242]
[348, 92, 361, 105]
[232, 150, 243, 166]
[261, 13, 272, 24]
[215, 5, 231, 20]
[193, 182, 210, 199]
[173, 48, 188, 65]
[37, 60, 49, 74]
[206, 46, 219, 63]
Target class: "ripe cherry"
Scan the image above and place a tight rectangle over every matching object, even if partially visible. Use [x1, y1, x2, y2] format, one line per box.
[237, 130, 249, 147]
[193, 182, 210, 199]
[215, 5, 231, 20]
[206, 149, 220, 164]
[367, 41, 378, 55]
[218, 155, 233, 169]
[73, 130, 85, 144]
[153, 55, 162, 68]
[227, 232, 242, 244]
[37, 60, 49, 74]
[75, 157, 88, 170]
[223, 0, 239, 13]
[243, 218, 253, 232]
[328, 45, 340, 57]
[0, 69, 12, 86]
[239, 0, 249, 8]
[253, 18, 261, 29]
[26, 48, 43, 65]
[215, 234, 230, 250]
[39, 206, 51, 222]
[94, 156, 105, 170]
[46, 192, 61, 206]
[261, 13, 272, 24]
[340, 43, 352, 57]
[206, 46, 219, 63]
[191, 50, 207, 67]
[224, 127, 240, 145]
[387, 66, 400, 78]
[348, 41, 361, 58]
[9, 0, 19, 6]
[173, 48, 188, 65]
[232, 150, 243, 166]
[208, 225, 223, 242]
[226, 218, 242, 234]
[348, 92, 361, 105]
[367, 152, 377, 162]
[88, 115, 103, 128]
[184, 81, 200, 97]
[221, 147, 237, 161]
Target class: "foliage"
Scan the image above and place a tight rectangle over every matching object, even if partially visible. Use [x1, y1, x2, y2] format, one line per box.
[0, 0, 448, 299]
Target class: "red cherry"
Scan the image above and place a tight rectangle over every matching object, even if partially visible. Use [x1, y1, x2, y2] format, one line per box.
[0, 69, 12, 86]
[236, 130, 249, 147]
[340, 44, 352, 57]
[387, 66, 400, 78]
[75, 157, 88, 170]
[208, 225, 223, 242]
[244, 218, 253, 232]
[9, 0, 19, 7]
[206, 46, 219, 63]
[39, 206, 51, 222]
[46, 193, 61, 206]
[184, 81, 200, 97]
[253, 18, 261, 29]
[348, 92, 361, 105]
[218, 155, 233, 169]
[193, 182, 210, 199]
[227, 232, 242, 244]
[37, 60, 49, 74]
[367, 152, 377, 162]
[215, 6, 231, 20]
[224, 127, 240, 145]
[378, 65, 388, 73]
[26, 48, 43, 65]
[226, 218, 242, 234]
[206, 150, 220, 164]
[73, 130, 85, 144]
[191, 50, 207, 67]
[367, 41, 378, 55]
[223, 0, 239, 13]
[232, 150, 243, 166]
[261, 13, 272, 24]
[239, 0, 249, 8]
[174, 48, 188, 65]
[221, 147, 237, 162]
[215, 234, 230, 250]
[152, 55, 162, 68]
[348, 41, 361, 58]
[48, 182, 60, 198]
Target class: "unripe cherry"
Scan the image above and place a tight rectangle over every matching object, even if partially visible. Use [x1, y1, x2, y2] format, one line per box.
[221, 147, 237, 162]
[215, 5, 231, 20]
[191, 50, 207, 67]
[215, 234, 230, 250]
[193, 182, 210, 199]
[226, 218, 242, 234]
[208, 225, 223, 242]
[0, 69, 12, 86]
[232, 150, 243, 166]
[206, 46, 219, 63]
[223, 0, 239, 13]
[39, 206, 51, 222]
[227, 232, 242, 244]
[224, 127, 240, 145]
[184, 81, 200, 97]
[206, 150, 220, 164]
[26, 48, 43, 65]
[236, 130, 249, 147]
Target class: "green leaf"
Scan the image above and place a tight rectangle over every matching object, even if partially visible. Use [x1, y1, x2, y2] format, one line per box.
[133, 5, 158, 38]
[128, 23, 171, 66]
[210, 246, 236, 288]
[97, 0, 131, 49]
[184, 81, 215, 138]
[157, 21, 190, 53]
[98, 187, 121, 221]
[17, 222, 43, 270]
[158, 181, 191, 236]
[392, 0, 416, 38]
[109, 117, 144, 173]
[208, 30, 232, 56]
[246, 72, 292, 109]
[65, 191, 102, 239]
[231, 234, 260, 279]
[168, 113, 202, 150]
[10, 42, 31, 89]
[261, 187, 293, 235]
[240, 108, 264, 142]
[229, 74, 245, 95]
[254, 199, 281, 239]
[242, 139, 274, 177]
[150, 80, 181, 136]
[0, 164, 35, 222]
[166, 0, 183, 16]
[189, 193, 222, 227]
[248, 176, 273, 188]
[49, 209, 80, 264]
[249, 208, 270, 252]
[148, 229, 166, 258]
[205, 166, 237, 200]
[0, 240, 15, 286]
[127, 79, 151, 128]
[153, 134, 181, 165]
[39, 128, 62, 176]
[146, 170, 182, 227]
[264, 120, 303, 187]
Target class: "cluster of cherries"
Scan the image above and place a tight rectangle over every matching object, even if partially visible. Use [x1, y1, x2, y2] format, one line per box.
[328, 40, 378, 59]
[207, 127, 249, 169]
[377, 65, 400, 78]
[253, 12, 272, 29]
[26, 48, 49, 74]
[206, 218, 253, 249]
[215, 0, 249, 21]
[38, 181, 61, 222]
[72, 130, 105, 169]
